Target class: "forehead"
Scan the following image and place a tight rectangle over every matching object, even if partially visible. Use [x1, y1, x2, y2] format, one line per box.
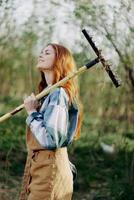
[43, 45, 55, 52]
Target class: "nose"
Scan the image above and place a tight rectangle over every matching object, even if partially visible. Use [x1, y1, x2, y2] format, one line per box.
[39, 54, 43, 58]
[38, 54, 44, 61]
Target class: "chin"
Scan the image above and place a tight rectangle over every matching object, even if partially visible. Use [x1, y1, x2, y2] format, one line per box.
[36, 65, 41, 70]
[37, 63, 44, 70]
[36, 66, 49, 73]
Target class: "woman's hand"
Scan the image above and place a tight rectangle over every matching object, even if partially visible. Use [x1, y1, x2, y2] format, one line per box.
[24, 93, 39, 115]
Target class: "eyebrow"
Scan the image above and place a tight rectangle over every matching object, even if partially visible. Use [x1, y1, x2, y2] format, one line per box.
[42, 49, 51, 54]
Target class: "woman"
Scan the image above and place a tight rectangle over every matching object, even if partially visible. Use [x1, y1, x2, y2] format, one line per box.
[19, 44, 83, 200]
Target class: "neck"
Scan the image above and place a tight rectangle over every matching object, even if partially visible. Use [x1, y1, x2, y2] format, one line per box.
[43, 70, 54, 86]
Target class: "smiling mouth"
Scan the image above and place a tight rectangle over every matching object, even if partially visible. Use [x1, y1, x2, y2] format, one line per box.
[39, 59, 45, 62]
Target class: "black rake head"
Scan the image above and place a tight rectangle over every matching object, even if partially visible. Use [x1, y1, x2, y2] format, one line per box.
[82, 29, 121, 88]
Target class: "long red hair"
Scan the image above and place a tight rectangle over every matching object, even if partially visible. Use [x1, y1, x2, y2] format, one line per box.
[38, 43, 83, 140]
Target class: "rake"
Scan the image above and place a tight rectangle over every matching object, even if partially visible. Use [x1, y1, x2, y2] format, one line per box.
[0, 29, 120, 123]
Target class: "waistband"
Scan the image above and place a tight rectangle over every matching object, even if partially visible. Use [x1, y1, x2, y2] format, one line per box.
[28, 147, 67, 159]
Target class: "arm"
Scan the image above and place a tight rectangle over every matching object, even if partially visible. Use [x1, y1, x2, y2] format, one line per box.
[26, 89, 68, 150]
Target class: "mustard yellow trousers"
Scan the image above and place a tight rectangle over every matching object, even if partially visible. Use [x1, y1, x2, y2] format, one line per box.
[26, 147, 73, 200]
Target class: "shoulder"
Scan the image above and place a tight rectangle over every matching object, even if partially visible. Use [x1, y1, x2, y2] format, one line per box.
[49, 87, 69, 106]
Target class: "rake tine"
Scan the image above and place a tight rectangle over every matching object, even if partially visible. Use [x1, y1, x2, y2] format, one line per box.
[82, 29, 121, 87]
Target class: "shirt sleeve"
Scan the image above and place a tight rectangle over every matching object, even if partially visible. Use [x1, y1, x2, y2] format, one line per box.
[25, 88, 69, 150]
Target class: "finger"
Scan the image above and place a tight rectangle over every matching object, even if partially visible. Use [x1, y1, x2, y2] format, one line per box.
[24, 97, 30, 102]
[24, 96, 32, 102]
[31, 93, 36, 99]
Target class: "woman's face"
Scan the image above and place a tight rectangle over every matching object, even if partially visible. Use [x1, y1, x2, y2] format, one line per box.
[37, 45, 55, 71]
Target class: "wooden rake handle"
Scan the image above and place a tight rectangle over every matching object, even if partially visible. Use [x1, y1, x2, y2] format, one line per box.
[0, 58, 99, 123]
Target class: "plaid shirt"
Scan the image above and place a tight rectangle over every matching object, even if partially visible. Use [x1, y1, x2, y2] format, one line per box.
[26, 87, 78, 150]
